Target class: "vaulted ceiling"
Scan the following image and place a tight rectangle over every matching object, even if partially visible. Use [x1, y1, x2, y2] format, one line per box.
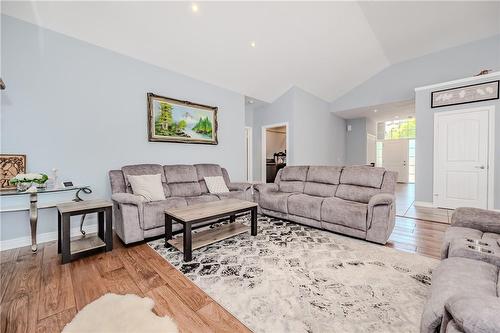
[2, 1, 499, 103]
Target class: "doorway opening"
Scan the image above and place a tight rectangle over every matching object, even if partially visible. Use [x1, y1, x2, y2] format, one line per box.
[261, 123, 288, 183]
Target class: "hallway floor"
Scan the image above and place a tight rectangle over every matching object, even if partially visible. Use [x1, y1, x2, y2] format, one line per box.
[395, 183, 452, 224]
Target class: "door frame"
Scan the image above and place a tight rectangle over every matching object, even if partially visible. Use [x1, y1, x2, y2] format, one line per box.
[244, 126, 253, 182]
[433, 105, 495, 209]
[261, 122, 289, 183]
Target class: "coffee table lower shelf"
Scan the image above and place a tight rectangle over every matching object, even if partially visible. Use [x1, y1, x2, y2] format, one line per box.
[166, 222, 249, 252]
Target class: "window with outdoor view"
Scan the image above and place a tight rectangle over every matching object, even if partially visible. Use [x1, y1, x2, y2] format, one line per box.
[384, 118, 416, 140]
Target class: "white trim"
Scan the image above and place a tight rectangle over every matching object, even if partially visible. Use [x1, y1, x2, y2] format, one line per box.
[414, 201, 434, 208]
[0, 224, 98, 251]
[244, 126, 253, 182]
[261, 122, 289, 183]
[415, 71, 500, 91]
[433, 105, 495, 209]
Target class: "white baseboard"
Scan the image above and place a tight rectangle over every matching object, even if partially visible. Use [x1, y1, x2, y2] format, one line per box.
[413, 201, 434, 208]
[0, 224, 98, 251]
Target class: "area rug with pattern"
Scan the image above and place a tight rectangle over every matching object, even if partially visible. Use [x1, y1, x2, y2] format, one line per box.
[148, 215, 437, 333]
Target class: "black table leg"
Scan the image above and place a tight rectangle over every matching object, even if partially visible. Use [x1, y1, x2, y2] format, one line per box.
[183, 223, 192, 262]
[230, 215, 235, 223]
[105, 207, 113, 252]
[61, 214, 71, 264]
[57, 212, 61, 254]
[251, 207, 257, 236]
[165, 214, 172, 246]
[98, 211, 104, 240]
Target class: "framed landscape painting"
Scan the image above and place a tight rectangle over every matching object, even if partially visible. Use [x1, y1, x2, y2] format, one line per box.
[147, 93, 218, 144]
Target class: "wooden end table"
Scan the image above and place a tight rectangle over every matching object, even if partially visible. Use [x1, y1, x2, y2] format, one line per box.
[57, 199, 113, 264]
[164, 199, 258, 261]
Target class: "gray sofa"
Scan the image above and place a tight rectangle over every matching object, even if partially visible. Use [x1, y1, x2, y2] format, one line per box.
[254, 165, 398, 244]
[109, 163, 251, 244]
[421, 208, 500, 333]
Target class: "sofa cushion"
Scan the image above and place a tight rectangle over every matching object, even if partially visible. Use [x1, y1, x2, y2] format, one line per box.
[279, 181, 305, 193]
[340, 166, 385, 188]
[259, 191, 294, 213]
[122, 164, 166, 186]
[164, 165, 198, 183]
[143, 197, 187, 229]
[164, 165, 201, 197]
[421, 257, 499, 333]
[281, 166, 309, 181]
[306, 166, 342, 184]
[335, 184, 381, 204]
[287, 194, 324, 220]
[194, 164, 224, 193]
[215, 191, 246, 200]
[321, 197, 368, 231]
[168, 182, 202, 197]
[185, 194, 219, 206]
[204, 176, 229, 194]
[304, 182, 338, 197]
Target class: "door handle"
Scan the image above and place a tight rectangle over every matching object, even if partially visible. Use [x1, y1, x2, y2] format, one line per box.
[475, 166, 485, 169]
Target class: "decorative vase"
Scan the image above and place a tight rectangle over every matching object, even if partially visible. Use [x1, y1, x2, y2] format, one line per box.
[16, 182, 32, 192]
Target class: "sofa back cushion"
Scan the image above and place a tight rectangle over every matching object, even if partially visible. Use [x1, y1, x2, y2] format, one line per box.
[121, 164, 170, 196]
[164, 165, 201, 197]
[194, 164, 224, 193]
[279, 166, 309, 193]
[335, 166, 386, 203]
[303, 166, 342, 197]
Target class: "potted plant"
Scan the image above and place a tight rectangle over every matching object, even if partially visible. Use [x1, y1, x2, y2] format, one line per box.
[9, 173, 49, 191]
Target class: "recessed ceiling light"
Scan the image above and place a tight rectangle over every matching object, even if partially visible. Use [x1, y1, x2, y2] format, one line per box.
[191, 3, 199, 12]
[248, 100, 254, 104]
[250, 41, 256, 48]
[373, 109, 378, 113]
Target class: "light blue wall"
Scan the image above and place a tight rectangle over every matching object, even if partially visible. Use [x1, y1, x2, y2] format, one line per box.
[250, 87, 346, 181]
[0, 15, 245, 243]
[415, 73, 500, 208]
[331, 34, 500, 112]
[345, 118, 368, 165]
[252, 88, 295, 181]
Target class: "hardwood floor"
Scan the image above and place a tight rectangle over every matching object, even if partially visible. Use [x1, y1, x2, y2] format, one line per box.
[0, 235, 251, 333]
[1, 212, 447, 332]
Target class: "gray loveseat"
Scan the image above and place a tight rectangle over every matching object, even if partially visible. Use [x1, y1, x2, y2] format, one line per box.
[254, 165, 397, 244]
[421, 208, 500, 333]
[109, 163, 251, 244]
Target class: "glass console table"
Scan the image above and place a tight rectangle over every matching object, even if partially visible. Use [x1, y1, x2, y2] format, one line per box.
[0, 186, 92, 252]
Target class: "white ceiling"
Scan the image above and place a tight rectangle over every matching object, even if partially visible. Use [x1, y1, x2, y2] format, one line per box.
[2, 1, 499, 104]
[335, 99, 415, 122]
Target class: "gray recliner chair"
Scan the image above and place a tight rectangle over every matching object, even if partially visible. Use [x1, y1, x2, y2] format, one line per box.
[421, 208, 500, 333]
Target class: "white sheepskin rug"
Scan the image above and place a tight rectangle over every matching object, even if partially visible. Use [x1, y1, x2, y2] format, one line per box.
[63, 293, 178, 333]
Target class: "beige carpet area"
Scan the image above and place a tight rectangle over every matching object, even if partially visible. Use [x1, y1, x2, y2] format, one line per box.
[150, 216, 439, 333]
[62, 293, 178, 333]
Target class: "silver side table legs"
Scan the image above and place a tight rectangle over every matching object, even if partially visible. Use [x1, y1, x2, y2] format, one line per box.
[29, 193, 38, 252]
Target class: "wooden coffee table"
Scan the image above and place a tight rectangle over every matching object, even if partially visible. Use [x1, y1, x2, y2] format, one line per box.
[164, 199, 258, 261]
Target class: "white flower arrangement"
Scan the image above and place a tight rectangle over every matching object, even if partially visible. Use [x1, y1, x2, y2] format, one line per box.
[10, 173, 49, 184]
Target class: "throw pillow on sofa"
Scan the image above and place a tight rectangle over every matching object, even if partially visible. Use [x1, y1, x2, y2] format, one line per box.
[127, 174, 166, 201]
[204, 176, 229, 194]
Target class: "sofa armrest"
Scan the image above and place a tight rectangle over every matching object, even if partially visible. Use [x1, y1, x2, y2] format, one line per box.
[253, 183, 278, 193]
[444, 295, 500, 333]
[368, 193, 395, 207]
[451, 207, 500, 234]
[227, 182, 252, 192]
[111, 192, 145, 206]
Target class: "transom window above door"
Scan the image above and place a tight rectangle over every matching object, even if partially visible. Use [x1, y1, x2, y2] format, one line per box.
[377, 118, 416, 140]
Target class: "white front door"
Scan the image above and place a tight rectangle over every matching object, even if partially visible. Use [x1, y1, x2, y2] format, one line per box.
[434, 108, 490, 209]
[382, 140, 409, 183]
